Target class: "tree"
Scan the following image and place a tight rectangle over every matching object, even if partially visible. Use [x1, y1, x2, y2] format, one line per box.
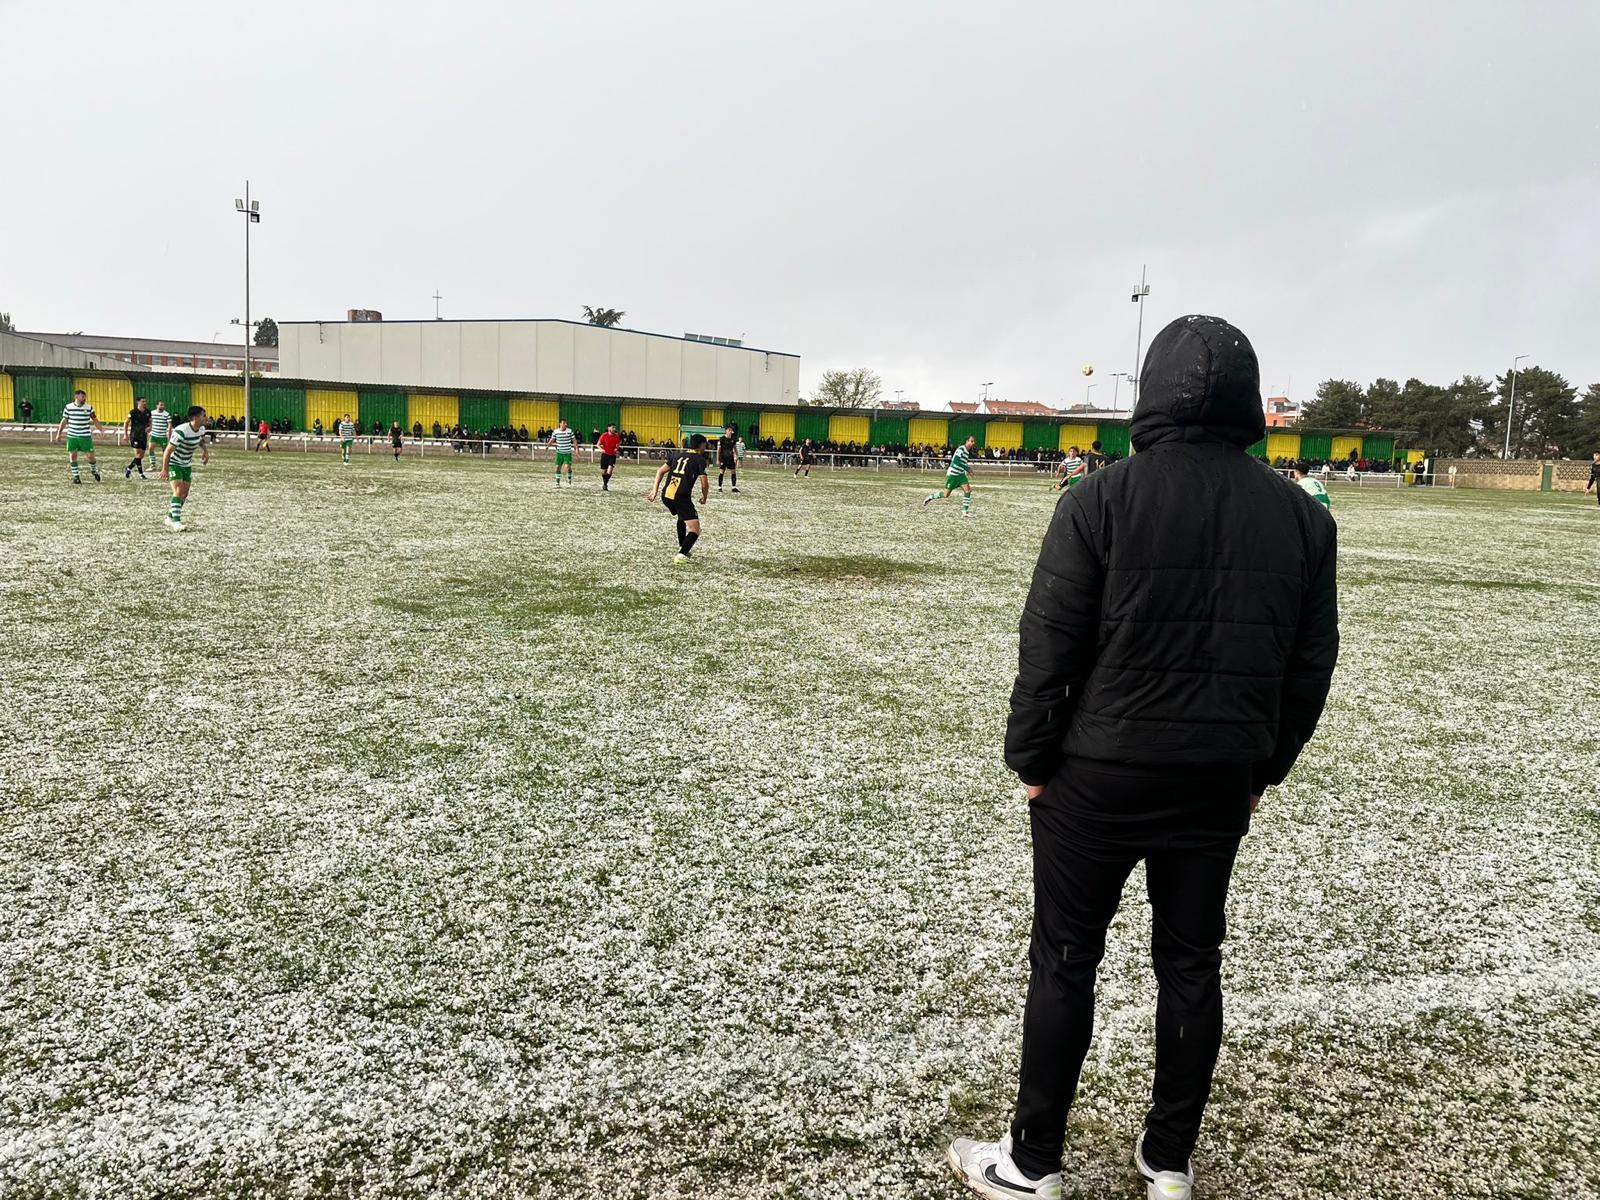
[0, 312, 13, 333]
[1570, 383, 1600, 456]
[1298, 379, 1365, 428]
[810, 368, 883, 409]
[1362, 378, 1402, 429]
[1400, 375, 1489, 457]
[254, 317, 278, 348]
[1482, 366, 1577, 458]
[582, 306, 626, 328]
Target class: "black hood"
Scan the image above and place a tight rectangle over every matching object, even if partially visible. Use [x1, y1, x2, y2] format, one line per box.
[1130, 314, 1265, 451]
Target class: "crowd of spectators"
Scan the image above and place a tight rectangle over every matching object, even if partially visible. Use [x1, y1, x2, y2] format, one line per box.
[1270, 453, 1430, 479]
[748, 438, 1124, 471]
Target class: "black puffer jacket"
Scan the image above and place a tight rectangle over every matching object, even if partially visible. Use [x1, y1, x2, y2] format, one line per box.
[1006, 315, 1338, 794]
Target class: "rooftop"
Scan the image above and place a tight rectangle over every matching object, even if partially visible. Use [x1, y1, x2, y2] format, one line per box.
[18, 332, 273, 359]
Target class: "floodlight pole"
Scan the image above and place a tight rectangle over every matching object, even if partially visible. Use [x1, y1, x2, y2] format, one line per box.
[243, 182, 251, 441]
[1131, 265, 1150, 408]
[1503, 354, 1528, 460]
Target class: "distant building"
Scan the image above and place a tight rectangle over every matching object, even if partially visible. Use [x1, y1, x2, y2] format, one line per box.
[1264, 396, 1298, 427]
[983, 399, 1060, 418]
[278, 318, 800, 407]
[15, 332, 277, 375]
[950, 401, 980, 414]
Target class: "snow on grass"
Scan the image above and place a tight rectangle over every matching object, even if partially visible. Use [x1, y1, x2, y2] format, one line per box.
[1, 443, 1597, 1198]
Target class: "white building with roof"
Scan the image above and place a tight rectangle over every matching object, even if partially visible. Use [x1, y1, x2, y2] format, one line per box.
[278, 318, 800, 407]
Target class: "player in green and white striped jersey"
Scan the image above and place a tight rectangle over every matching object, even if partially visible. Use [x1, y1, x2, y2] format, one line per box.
[53, 389, 105, 483]
[547, 419, 578, 486]
[338, 414, 357, 464]
[149, 401, 174, 452]
[160, 405, 210, 530]
[923, 435, 978, 516]
[1054, 445, 1087, 493]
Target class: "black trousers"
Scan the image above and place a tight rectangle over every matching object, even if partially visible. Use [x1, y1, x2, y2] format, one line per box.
[1009, 758, 1251, 1178]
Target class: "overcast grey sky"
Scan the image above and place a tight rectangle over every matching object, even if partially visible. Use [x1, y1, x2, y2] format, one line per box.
[6, 0, 1598, 409]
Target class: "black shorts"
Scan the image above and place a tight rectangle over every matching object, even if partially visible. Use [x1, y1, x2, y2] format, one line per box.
[601, 453, 617, 469]
[130, 433, 148, 450]
[664, 495, 699, 522]
[719, 456, 736, 470]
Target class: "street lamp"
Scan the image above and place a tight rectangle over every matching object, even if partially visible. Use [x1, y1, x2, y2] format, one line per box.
[1130, 265, 1150, 408]
[233, 184, 261, 444]
[1109, 371, 1134, 413]
[1085, 381, 1098, 408]
[1503, 354, 1528, 460]
[981, 381, 994, 405]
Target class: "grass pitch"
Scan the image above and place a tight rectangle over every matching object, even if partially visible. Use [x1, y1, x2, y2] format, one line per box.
[1, 442, 1597, 1199]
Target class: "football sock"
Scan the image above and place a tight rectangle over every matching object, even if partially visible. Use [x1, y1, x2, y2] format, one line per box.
[682, 531, 699, 556]
[169, 495, 183, 521]
[730, 471, 737, 487]
[962, 491, 971, 513]
[676, 518, 687, 551]
[71, 463, 81, 480]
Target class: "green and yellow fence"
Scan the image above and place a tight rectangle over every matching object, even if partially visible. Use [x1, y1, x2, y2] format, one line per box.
[0, 366, 1414, 462]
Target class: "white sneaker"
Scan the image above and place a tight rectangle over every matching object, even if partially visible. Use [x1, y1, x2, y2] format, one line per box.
[947, 1134, 1062, 1200]
[1135, 1133, 1194, 1200]
[163, 517, 182, 531]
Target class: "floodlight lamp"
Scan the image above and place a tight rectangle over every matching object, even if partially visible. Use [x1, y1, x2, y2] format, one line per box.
[250, 201, 259, 212]
[235, 199, 245, 210]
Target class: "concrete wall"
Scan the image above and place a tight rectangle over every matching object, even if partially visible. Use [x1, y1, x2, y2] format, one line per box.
[1439, 458, 1592, 492]
[280, 320, 801, 407]
[0, 332, 152, 371]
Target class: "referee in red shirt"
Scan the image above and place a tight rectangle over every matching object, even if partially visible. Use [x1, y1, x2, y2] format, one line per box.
[597, 423, 622, 491]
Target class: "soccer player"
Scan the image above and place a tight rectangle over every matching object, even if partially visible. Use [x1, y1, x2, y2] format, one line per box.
[54, 389, 104, 483]
[548, 418, 577, 487]
[1586, 450, 1600, 507]
[160, 405, 209, 530]
[1291, 463, 1331, 510]
[923, 435, 977, 516]
[793, 438, 817, 477]
[647, 433, 711, 563]
[717, 425, 742, 493]
[1084, 439, 1108, 474]
[123, 396, 152, 481]
[256, 418, 272, 452]
[597, 423, 622, 491]
[1054, 445, 1086, 492]
[338, 413, 356, 465]
[149, 399, 173, 464]
[390, 422, 403, 462]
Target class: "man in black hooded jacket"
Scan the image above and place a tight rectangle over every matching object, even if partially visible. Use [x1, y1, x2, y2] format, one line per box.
[947, 315, 1338, 1200]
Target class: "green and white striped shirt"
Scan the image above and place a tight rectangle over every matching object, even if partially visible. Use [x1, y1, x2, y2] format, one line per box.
[339, 420, 355, 440]
[552, 427, 576, 452]
[150, 409, 173, 438]
[168, 422, 204, 467]
[947, 445, 973, 479]
[63, 401, 95, 437]
[1297, 476, 1331, 509]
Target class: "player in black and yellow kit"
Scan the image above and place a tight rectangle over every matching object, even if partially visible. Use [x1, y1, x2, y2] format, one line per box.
[794, 438, 817, 477]
[123, 396, 152, 481]
[648, 434, 711, 564]
[717, 425, 741, 493]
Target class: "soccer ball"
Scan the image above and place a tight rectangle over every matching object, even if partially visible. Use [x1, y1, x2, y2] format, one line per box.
[1081, 364, 1094, 376]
